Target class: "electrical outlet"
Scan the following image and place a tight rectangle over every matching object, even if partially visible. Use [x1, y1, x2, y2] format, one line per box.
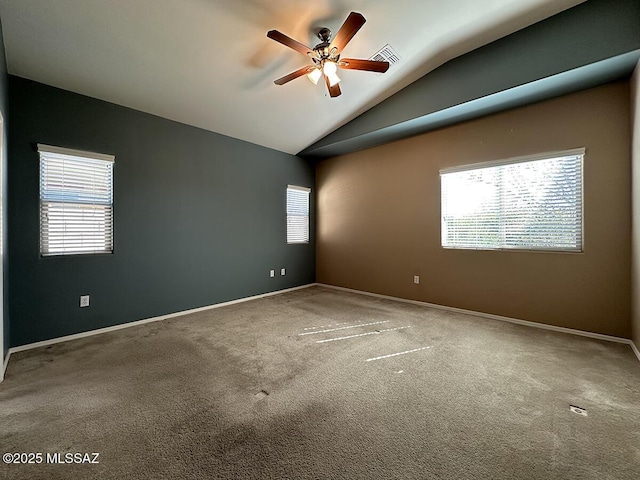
[270, 270, 275, 278]
[413, 275, 420, 284]
[80, 295, 90, 307]
[281, 268, 286, 276]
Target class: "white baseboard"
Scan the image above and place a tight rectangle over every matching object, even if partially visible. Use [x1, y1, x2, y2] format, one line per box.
[1, 350, 8, 382]
[3, 282, 637, 382]
[0, 284, 315, 381]
[317, 284, 639, 358]
[631, 341, 640, 363]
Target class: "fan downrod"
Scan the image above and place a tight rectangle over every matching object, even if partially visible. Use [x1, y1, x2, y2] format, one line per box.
[317, 28, 331, 43]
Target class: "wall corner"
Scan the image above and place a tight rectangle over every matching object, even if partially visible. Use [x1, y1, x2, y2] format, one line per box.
[631, 59, 640, 352]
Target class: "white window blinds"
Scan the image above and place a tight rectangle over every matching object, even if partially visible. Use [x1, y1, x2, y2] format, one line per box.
[440, 149, 583, 252]
[39, 144, 115, 256]
[287, 185, 310, 244]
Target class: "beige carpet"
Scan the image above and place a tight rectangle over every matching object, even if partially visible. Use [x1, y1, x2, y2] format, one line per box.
[1, 286, 639, 479]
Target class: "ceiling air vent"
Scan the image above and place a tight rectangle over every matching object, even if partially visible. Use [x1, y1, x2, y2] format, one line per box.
[369, 44, 401, 67]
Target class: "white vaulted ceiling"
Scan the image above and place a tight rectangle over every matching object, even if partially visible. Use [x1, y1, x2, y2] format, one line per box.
[0, 0, 584, 154]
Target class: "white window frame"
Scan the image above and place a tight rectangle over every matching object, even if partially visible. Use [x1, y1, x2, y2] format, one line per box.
[287, 185, 311, 244]
[38, 144, 115, 256]
[440, 148, 584, 253]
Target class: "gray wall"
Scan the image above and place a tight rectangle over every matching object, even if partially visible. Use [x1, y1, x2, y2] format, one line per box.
[0, 16, 9, 361]
[8, 76, 315, 347]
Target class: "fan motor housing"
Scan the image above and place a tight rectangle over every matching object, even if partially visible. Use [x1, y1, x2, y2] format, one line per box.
[317, 27, 332, 43]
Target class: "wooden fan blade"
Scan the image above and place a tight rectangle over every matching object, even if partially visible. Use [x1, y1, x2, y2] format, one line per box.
[329, 12, 366, 53]
[274, 66, 314, 85]
[267, 30, 314, 57]
[325, 75, 342, 98]
[339, 58, 389, 73]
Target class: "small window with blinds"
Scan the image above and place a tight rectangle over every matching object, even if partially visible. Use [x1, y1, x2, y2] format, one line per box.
[39, 144, 115, 256]
[287, 185, 310, 244]
[440, 149, 583, 252]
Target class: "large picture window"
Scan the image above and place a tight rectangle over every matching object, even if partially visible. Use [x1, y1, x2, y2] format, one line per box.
[287, 185, 310, 244]
[440, 149, 583, 252]
[39, 144, 115, 256]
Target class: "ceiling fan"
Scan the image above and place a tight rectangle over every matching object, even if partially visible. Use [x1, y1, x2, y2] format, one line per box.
[267, 12, 390, 98]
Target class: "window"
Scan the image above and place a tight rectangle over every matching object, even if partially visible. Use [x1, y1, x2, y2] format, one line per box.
[440, 149, 583, 252]
[287, 185, 310, 244]
[39, 144, 115, 256]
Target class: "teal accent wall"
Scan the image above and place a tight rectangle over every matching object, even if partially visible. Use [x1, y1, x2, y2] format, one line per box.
[8, 76, 315, 346]
[302, 0, 640, 157]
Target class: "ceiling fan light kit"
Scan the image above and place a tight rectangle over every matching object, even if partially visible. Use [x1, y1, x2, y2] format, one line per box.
[307, 67, 322, 85]
[267, 12, 390, 98]
[322, 61, 341, 86]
